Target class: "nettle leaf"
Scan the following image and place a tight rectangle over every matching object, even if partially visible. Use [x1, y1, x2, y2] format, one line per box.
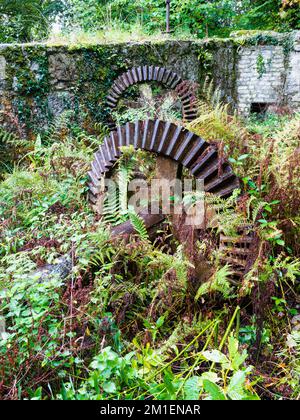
[184, 376, 202, 400]
[227, 370, 248, 400]
[228, 335, 248, 370]
[203, 379, 226, 400]
[202, 350, 230, 368]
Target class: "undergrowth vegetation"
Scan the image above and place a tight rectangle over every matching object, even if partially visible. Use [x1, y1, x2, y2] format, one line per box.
[0, 87, 300, 400]
[1, 1, 299, 43]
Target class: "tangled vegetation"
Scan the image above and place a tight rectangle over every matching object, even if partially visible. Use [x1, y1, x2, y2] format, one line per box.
[0, 79, 299, 399]
[0, 0, 299, 43]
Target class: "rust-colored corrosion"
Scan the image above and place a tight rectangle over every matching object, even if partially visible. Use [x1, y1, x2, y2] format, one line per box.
[219, 225, 257, 279]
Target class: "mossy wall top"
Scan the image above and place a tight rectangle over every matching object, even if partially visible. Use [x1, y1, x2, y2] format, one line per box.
[0, 32, 299, 135]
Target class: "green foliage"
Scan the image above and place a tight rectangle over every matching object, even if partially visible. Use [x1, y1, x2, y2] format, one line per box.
[1, 76, 300, 401]
[128, 209, 149, 242]
[57, 347, 139, 399]
[61, 0, 299, 40]
[200, 335, 259, 400]
[1, 0, 297, 43]
[0, 0, 64, 42]
[195, 265, 234, 300]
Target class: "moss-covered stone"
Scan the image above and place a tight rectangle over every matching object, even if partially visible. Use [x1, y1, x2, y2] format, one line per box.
[0, 31, 299, 135]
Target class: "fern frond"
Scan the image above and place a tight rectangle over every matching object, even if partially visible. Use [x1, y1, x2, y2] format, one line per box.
[128, 209, 149, 242]
[195, 265, 234, 300]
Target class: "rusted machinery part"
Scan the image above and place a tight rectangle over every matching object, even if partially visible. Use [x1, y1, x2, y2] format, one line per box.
[88, 119, 240, 205]
[106, 65, 198, 131]
[109, 210, 256, 281]
[111, 213, 165, 238]
[219, 224, 258, 280]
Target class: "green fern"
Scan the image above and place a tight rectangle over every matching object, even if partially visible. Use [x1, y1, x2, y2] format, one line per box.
[128, 208, 149, 242]
[195, 265, 234, 300]
[102, 149, 136, 226]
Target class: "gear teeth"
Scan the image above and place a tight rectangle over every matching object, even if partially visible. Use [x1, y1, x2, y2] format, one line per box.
[173, 132, 195, 162]
[165, 126, 184, 157]
[103, 137, 113, 163]
[88, 120, 241, 211]
[107, 89, 119, 100]
[88, 171, 101, 187]
[157, 67, 165, 82]
[94, 152, 105, 173]
[182, 139, 208, 168]
[150, 119, 162, 151]
[214, 178, 241, 197]
[131, 67, 138, 83]
[114, 80, 125, 93]
[88, 183, 100, 197]
[142, 65, 148, 81]
[220, 226, 257, 278]
[125, 122, 131, 146]
[153, 66, 159, 81]
[191, 148, 218, 176]
[166, 72, 177, 88]
[141, 119, 151, 149]
[170, 75, 182, 89]
[117, 125, 125, 149]
[106, 66, 196, 132]
[196, 160, 220, 180]
[110, 132, 118, 159]
[148, 65, 154, 80]
[157, 121, 173, 154]
[205, 171, 236, 193]
[88, 191, 98, 204]
[122, 74, 130, 88]
[126, 70, 134, 85]
[144, 120, 156, 150]
[91, 160, 101, 178]
[137, 66, 143, 82]
[95, 146, 108, 173]
[162, 69, 172, 84]
[133, 120, 141, 149]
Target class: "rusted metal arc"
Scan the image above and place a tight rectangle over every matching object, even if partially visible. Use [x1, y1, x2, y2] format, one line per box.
[106, 66, 198, 131]
[88, 119, 240, 204]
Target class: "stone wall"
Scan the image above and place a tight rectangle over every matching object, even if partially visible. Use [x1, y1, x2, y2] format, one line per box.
[236, 32, 300, 115]
[0, 31, 299, 135]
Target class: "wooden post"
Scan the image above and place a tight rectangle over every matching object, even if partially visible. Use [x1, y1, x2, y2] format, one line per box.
[166, 0, 171, 34]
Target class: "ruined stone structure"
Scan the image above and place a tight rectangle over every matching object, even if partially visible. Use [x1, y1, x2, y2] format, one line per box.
[0, 31, 299, 134]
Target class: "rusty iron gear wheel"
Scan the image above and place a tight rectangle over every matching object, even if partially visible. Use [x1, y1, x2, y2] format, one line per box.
[88, 119, 240, 203]
[106, 65, 198, 131]
[87, 119, 257, 280]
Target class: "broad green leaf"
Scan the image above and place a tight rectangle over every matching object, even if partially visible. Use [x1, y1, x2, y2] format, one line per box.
[201, 372, 220, 383]
[228, 335, 247, 370]
[203, 379, 226, 400]
[227, 370, 247, 400]
[184, 376, 202, 400]
[202, 350, 230, 367]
